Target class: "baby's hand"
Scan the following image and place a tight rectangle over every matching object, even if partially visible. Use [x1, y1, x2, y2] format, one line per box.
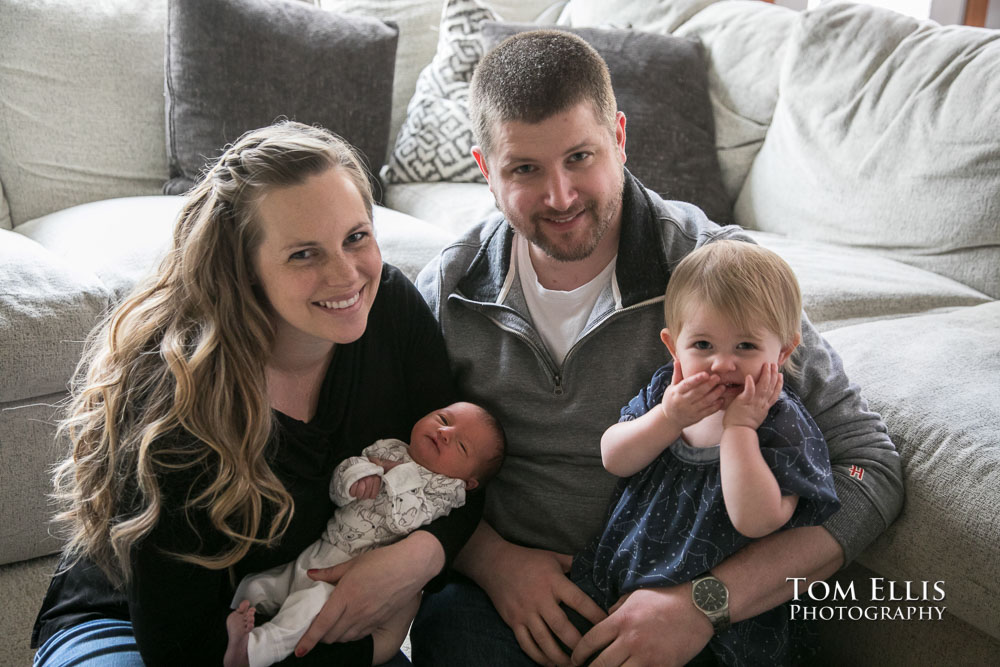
[723, 363, 783, 431]
[350, 474, 382, 500]
[660, 359, 725, 428]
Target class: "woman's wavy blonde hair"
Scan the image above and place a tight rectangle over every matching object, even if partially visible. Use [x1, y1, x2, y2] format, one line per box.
[52, 121, 374, 585]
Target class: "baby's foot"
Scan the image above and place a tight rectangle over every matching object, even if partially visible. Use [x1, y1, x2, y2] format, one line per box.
[224, 599, 255, 667]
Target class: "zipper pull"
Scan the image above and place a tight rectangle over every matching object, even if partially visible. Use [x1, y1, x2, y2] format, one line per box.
[553, 374, 564, 396]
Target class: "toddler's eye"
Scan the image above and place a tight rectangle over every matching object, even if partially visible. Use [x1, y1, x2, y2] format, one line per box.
[693, 340, 711, 350]
[737, 342, 757, 350]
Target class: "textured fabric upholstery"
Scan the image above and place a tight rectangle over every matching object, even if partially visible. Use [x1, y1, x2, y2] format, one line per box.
[0, 0, 169, 228]
[0, 231, 108, 404]
[735, 3, 1000, 298]
[825, 303, 1000, 639]
[164, 0, 398, 197]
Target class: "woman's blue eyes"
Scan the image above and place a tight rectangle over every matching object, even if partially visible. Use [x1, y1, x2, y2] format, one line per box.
[287, 232, 369, 260]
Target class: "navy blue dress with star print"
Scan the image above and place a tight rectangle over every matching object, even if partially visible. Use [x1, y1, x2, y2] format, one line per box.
[572, 362, 840, 666]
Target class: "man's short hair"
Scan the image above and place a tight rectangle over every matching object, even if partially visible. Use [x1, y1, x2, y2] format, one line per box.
[470, 30, 617, 157]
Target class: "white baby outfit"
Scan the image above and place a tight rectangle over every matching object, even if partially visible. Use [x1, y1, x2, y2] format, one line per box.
[232, 439, 467, 667]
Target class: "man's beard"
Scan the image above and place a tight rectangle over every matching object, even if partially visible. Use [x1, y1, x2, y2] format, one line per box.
[500, 178, 623, 263]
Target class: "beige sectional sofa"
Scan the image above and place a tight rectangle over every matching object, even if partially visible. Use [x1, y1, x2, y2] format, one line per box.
[1, 0, 998, 664]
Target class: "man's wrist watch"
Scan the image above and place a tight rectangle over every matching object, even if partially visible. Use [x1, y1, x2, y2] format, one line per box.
[691, 572, 731, 633]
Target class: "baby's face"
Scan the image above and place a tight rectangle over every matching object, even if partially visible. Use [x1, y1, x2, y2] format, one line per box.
[665, 304, 793, 409]
[408, 402, 496, 489]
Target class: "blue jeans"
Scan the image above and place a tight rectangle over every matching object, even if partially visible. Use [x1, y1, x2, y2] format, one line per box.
[33, 617, 412, 666]
[412, 572, 720, 667]
[411, 572, 539, 666]
[33, 619, 142, 666]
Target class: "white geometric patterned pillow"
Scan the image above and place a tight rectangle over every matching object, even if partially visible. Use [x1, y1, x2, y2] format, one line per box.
[381, 0, 496, 184]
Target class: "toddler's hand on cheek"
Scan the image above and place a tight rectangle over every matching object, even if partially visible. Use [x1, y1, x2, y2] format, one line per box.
[660, 360, 725, 428]
[723, 363, 783, 431]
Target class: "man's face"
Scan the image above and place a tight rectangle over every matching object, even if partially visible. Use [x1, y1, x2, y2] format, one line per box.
[473, 102, 626, 262]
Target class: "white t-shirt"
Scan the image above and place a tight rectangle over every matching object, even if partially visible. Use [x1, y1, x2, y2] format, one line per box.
[515, 233, 617, 366]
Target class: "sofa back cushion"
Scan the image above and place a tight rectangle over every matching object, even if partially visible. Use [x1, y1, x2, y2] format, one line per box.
[165, 0, 398, 199]
[674, 0, 797, 203]
[0, 0, 169, 228]
[735, 3, 1000, 298]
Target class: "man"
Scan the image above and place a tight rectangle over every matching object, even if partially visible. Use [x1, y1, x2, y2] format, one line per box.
[413, 30, 902, 666]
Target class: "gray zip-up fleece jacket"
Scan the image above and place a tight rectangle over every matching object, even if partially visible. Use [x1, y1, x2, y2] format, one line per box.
[417, 171, 902, 564]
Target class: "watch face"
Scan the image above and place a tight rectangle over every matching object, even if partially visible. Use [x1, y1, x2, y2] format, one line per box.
[693, 578, 728, 613]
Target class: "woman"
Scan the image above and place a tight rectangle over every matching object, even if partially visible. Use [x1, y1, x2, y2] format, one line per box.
[31, 122, 476, 666]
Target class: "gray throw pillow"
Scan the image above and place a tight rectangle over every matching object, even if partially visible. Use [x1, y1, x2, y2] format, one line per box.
[481, 22, 730, 225]
[165, 0, 398, 200]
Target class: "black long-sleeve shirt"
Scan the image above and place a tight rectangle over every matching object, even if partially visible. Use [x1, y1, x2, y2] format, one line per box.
[33, 264, 479, 665]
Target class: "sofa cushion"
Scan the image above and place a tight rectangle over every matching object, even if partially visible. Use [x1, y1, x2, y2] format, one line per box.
[674, 0, 797, 202]
[735, 3, 1000, 299]
[557, 0, 717, 33]
[0, 231, 109, 404]
[318, 0, 456, 164]
[0, 181, 10, 231]
[0, 400, 65, 566]
[372, 206, 457, 281]
[0, 0, 169, 228]
[384, 182, 497, 236]
[14, 197, 184, 303]
[165, 0, 398, 198]
[747, 231, 992, 332]
[824, 303, 1000, 639]
[380, 0, 569, 185]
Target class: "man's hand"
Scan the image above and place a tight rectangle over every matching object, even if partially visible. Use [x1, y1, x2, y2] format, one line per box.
[293, 531, 443, 657]
[660, 360, 724, 429]
[572, 586, 713, 667]
[475, 543, 607, 666]
[723, 363, 783, 431]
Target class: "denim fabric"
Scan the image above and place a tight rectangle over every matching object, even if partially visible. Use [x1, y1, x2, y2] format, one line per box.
[411, 572, 536, 667]
[32, 616, 409, 667]
[33, 619, 142, 667]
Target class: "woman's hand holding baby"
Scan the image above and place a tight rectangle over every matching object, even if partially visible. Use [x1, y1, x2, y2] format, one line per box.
[659, 360, 726, 429]
[722, 363, 783, 432]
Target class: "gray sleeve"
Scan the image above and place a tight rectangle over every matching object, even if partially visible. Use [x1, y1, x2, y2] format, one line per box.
[788, 313, 904, 565]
